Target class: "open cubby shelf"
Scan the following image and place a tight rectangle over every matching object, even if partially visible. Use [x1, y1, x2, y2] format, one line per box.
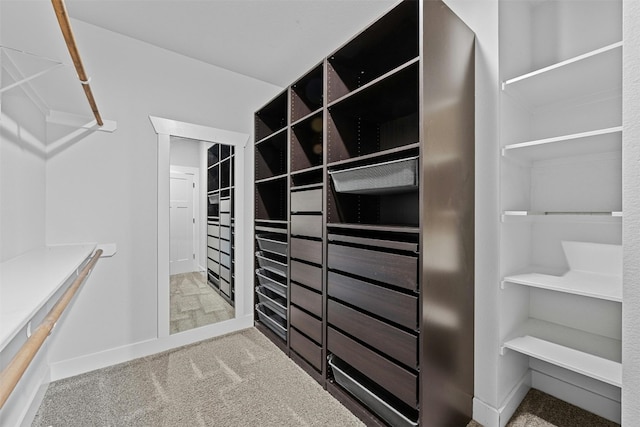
[327, 63, 419, 164]
[291, 64, 324, 122]
[327, 0, 419, 102]
[255, 130, 288, 180]
[255, 90, 288, 141]
[291, 111, 324, 172]
[327, 187, 419, 228]
[255, 177, 288, 221]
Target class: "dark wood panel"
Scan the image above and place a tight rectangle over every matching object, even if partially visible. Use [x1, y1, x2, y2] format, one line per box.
[328, 327, 417, 408]
[291, 237, 323, 265]
[291, 214, 323, 238]
[328, 243, 417, 291]
[291, 260, 322, 292]
[291, 305, 322, 344]
[328, 300, 417, 369]
[328, 233, 418, 253]
[290, 328, 322, 371]
[328, 271, 417, 330]
[291, 282, 322, 317]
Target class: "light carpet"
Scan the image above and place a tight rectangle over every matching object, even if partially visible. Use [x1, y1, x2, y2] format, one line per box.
[32, 328, 362, 427]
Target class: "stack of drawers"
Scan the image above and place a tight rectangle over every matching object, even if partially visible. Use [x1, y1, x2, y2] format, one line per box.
[289, 186, 324, 373]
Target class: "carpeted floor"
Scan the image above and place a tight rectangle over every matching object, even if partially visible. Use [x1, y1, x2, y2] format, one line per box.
[32, 328, 362, 427]
[170, 271, 234, 334]
[33, 327, 619, 427]
[466, 388, 619, 427]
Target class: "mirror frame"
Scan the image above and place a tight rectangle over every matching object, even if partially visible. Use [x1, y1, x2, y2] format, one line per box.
[150, 116, 252, 345]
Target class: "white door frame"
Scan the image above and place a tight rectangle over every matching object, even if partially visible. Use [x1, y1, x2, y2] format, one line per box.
[150, 116, 252, 342]
[169, 166, 200, 275]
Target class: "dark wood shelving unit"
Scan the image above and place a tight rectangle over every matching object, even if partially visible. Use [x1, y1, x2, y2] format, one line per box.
[254, 1, 474, 425]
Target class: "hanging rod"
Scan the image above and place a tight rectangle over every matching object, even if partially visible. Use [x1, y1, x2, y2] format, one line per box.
[0, 249, 103, 409]
[51, 0, 103, 126]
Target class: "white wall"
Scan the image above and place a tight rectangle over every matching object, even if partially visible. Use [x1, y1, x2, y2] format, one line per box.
[623, 0, 640, 424]
[1, 1, 280, 376]
[170, 136, 201, 168]
[0, 87, 47, 262]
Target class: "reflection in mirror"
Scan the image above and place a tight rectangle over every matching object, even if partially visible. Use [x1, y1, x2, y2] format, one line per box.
[169, 136, 235, 334]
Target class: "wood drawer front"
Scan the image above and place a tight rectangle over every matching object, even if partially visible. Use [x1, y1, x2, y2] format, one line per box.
[291, 260, 322, 292]
[291, 214, 322, 239]
[221, 266, 230, 282]
[291, 189, 322, 213]
[207, 258, 219, 275]
[328, 300, 417, 369]
[207, 247, 220, 261]
[220, 198, 231, 213]
[291, 283, 322, 318]
[220, 278, 231, 296]
[220, 212, 231, 226]
[291, 237, 322, 265]
[290, 305, 322, 344]
[328, 243, 417, 291]
[220, 239, 231, 254]
[328, 327, 417, 408]
[221, 226, 231, 240]
[208, 224, 220, 237]
[207, 236, 219, 249]
[221, 252, 231, 268]
[290, 328, 322, 371]
[328, 271, 417, 330]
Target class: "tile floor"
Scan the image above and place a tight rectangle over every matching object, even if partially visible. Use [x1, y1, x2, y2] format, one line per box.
[169, 271, 235, 334]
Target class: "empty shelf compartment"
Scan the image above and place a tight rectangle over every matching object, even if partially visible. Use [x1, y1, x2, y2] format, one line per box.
[256, 268, 287, 297]
[256, 303, 287, 341]
[329, 355, 418, 427]
[256, 286, 287, 319]
[255, 251, 288, 277]
[329, 156, 418, 195]
[256, 234, 288, 256]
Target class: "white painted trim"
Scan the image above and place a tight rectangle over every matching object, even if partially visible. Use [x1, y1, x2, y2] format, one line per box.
[49, 315, 254, 381]
[498, 371, 531, 427]
[149, 116, 251, 340]
[472, 397, 500, 427]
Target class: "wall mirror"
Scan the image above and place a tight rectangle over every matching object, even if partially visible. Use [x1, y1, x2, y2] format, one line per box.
[151, 116, 252, 344]
[169, 137, 236, 334]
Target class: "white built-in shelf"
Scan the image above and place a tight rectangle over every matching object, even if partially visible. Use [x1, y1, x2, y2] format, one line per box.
[502, 211, 622, 222]
[502, 42, 622, 108]
[503, 335, 621, 387]
[0, 244, 96, 352]
[502, 127, 622, 162]
[503, 271, 621, 302]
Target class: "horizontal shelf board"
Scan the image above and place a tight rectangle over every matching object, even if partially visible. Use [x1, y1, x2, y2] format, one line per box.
[291, 182, 324, 192]
[503, 335, 621, 387]
[291, 164, 324, 176]
[290, 108, 324, 127]
[254, 173, 288, 184]
[502, 211, 622, 223]
[503, 42, 622, 108]
[503, 271, 621, 302]
[327, 223, 419, 234]
[327, 57, 420, 108]
[255, 219, 288, 225]
[328, 142, 420, 170]
[502, 127, 623, 162]
[255, 126, 288, 145]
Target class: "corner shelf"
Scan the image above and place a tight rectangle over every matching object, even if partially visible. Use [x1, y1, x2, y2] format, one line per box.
[502, 42, 622, 108]
[502, 335, 621, 387]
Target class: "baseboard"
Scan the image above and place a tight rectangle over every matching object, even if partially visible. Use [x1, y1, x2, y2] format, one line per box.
[49, 314, 253, 381]
[472, 398, 500, 427]
[498, 372, 531, 427]
[532, 370, 621, 424]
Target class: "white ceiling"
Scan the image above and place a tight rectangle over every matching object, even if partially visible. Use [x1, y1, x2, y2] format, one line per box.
[66, 0, 398, 87]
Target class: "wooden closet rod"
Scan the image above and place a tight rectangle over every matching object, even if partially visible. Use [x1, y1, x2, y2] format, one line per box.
[51, 0, 103, 126]
[0, 249, 103, 409]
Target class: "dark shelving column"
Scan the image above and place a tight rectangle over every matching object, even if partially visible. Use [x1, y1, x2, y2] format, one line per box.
[253, 1, 474, 425]
[254, 90, 290, 350]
